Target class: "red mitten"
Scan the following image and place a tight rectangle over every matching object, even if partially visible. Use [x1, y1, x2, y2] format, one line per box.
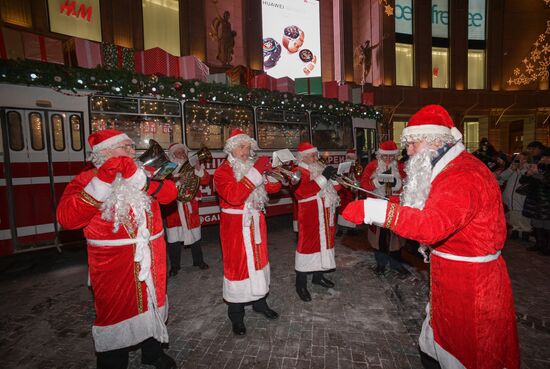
[118, 157, 137, 179]
[253, 156, 272, 174]
[342, 200, 365, 224]
[97, 157, 122, 183]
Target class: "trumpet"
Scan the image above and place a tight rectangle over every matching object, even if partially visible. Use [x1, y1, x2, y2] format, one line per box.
[332, 174, 389, 200]
[267, 166, 301, 185]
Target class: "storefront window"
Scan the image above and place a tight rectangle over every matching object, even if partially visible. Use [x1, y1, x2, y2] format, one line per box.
[311, 113, 353, 150]
[432, 47, 449, 88]
[464, 121, 479, 152]
[468, 1, 486, 89]
[392, 121, 407, 146]
[396, 43, 413, 86]
[184, 102, 254, 150]
[142, 0, 180, 56]
[468, 49, 485, 89]
[256, 110, 310, 149]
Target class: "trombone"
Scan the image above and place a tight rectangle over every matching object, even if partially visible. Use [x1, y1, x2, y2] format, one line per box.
[267, 166, 301, 185]
[332, 173, 389, 200]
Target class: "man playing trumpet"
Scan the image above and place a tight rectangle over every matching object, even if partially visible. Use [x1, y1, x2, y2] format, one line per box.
[163, 143, 210, 276]
[291, 142, 341, 302]
[214, 129, 282, 336]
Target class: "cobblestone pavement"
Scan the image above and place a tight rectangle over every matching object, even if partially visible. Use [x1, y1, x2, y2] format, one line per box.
[0, 215, 549, 369]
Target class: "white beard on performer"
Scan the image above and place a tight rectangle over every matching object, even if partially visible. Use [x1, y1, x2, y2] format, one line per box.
[308, 161, 340, 208]
[101, 170, 151, 233]
[401, 148, 436, 210]
[229, 154, 269, 211]
[374, 158, 399, 178]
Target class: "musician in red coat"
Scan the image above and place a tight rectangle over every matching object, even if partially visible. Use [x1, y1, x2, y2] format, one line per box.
[337, 149, 361, 235]
[343, 105, 519, 369]
[360, 141, 409, 276]
[213, 129, 282, 336]
[291, 142, 340, 302]
[56, 130, 178, 369]
[163, 143, 210, 275]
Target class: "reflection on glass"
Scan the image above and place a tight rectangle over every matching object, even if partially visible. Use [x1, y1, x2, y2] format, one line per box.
[29, 113, 44, 151]
[432, 47, 449, 88]
[139, 100, 180, 116]
[70, 115, 82, 151]
[51, 114, 65, 151]
[7, 111, 23, 151]
[311, 113, 353, 150]
[468, 49, 485, 89]
[396, 43, 413, 86]
[184, 102, 254, 149]
[90, 96, 139, 113]
[256, 108, 309, 149]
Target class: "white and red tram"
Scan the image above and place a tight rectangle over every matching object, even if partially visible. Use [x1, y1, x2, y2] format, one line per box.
[0, 84, 377, 256]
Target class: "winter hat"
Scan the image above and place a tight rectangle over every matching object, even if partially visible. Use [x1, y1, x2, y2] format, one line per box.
[168, 143, 189, 156]
[402, 104, 462, 142]
[223, 128, 258, 154]
[377, 141, 400, 155]
[346, 148, 357, 160]
[88, 129, 131, 153]
[297, 141, 318, 155]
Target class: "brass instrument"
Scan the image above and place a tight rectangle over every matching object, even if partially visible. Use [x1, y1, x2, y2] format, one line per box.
[267, 166, 301, 185]
[138, 140, 175, 180]
[176, 147, 213, 202]
[353, 160, 363, 178]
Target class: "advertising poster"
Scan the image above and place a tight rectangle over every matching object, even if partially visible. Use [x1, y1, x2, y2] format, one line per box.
[261, 0, 322, 79]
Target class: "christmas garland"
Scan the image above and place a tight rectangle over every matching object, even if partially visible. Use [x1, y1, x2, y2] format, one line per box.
[0, 59, 383, 121]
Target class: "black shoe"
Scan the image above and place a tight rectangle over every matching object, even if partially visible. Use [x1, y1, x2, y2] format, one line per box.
[312, 277, 335, 288]
[232, 322, 246, 336]
[296, 287, 312, 302]
[168, 267, 179, 277]
[193, 261, 209, 270]
[149, 352, 177, 369]
[256, 308, 279, 320]
[374, 265, 385, 275]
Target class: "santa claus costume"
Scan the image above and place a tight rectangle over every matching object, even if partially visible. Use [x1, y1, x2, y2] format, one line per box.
[292, 142, 341, 302]
[213, 129, 282, 335]
[343, 105, 519, 369]
[337, 149, 361, 234]
[163, 143, 210, 275]
[56, 130, 178, 369]
[359, 141, 408, 275]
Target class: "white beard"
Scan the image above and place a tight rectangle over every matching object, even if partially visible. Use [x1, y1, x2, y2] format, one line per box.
[307, 161, 340, 209]
[401, 148, 436, 210]
[100, 170, 152, 234]
[228, 154, 268, 211]
[374, 159, 400, 180]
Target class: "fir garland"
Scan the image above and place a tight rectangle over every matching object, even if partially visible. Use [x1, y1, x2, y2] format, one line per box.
[0, 59, 383, 121]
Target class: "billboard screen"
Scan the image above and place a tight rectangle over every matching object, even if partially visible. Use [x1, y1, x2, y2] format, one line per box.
[261, 0, 322, 79]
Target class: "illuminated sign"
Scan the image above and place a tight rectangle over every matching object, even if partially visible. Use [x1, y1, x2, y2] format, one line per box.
[261, 0, 322, 79]
[48, 0, 102, 42]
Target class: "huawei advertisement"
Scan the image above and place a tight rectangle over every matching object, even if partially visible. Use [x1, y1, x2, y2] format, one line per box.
[261, 0, 322, 79]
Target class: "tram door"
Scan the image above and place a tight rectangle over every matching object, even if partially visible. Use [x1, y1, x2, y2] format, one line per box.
[0, 109, 86, 254]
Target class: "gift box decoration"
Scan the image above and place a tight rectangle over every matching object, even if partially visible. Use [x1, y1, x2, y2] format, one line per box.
[322, 81, 338, 99]
[178, 55, 209, 81]
[338, 84, 352, 102]
[361, 91, 374, 106]
[352, 87, 362, 104]
[226, 65, 256, 87]
[22, 32, 64, 65]
[102, 43, 135, 72]
[65, 38, 102, 68]
[134, 47, 178, 77]
[0, 27, 24, 60]
[275, 77, 295, 94]
[251, 73, 276, 90]
[207, 73, 230, 84]
[295, 77, 322, 95]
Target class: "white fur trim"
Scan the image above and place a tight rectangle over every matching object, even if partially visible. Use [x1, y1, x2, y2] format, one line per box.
[419, 303, 466, 369]
[430, 142, 465, 183]
[92, 301, 168, 352]
[126, 168, 147, 190]
[245, 167, 264, 187]
[299, 147, 318, 155]
[84, 177, 112, 202]
[337, 214, 356, 228]
[450, 127, 463, 141]
[92, 133, 130, 152]
[378, 149, 400, 155]
[364, 198, 388, 225]
[223, 264, 270, 303]
[295, 248, 336, 272]
[314, 175, 328, 189]
[165, 201, 201, 244]
[402, 125, 456, 140]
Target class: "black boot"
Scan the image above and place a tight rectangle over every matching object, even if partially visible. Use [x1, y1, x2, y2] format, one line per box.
[296, 287, 312, 302]
[151, 352, 177, 369]
[191, 243, 209, 270]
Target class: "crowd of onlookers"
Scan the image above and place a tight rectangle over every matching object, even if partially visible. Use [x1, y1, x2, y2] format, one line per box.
[474, 140, 550, 256]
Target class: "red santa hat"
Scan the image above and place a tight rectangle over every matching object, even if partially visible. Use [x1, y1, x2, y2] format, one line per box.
[402, 104, 462, 142]
[377, 141, 400, 155]
[346, 148, 357, 160]
[168, 143, 188, 155]
[297, 141, 318, 155]
[88, 129, 131, 153]
[223, 128, 258, 154]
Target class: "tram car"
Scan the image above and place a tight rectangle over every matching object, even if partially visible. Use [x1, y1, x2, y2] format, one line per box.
[0, 84, 377, 256]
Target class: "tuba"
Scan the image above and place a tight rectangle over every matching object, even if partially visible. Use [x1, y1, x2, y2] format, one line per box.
[176, 147, 213, 202]
[138, 140, 175, 180]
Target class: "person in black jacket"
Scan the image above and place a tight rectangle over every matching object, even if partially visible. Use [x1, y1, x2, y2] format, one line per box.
[520, 148, 550, 255]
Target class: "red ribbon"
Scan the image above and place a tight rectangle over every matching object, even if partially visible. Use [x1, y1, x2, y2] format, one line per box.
[38, 36, 47, 61]
[116, 46, 123, 69]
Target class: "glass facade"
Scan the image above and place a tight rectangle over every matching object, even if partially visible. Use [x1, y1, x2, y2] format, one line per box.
[142, 0, 180, 56]
[468, 49, 485, 89]
[396, 43, 413, 86]
[464, 121, 480, 152]
[432, 47, 449, 88]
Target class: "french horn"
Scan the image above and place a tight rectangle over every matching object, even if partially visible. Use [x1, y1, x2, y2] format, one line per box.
[176, 147, 213, 202]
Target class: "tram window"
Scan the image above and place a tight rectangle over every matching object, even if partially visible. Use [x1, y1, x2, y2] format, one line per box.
[70, 115, 82, 151]
[90, 113, 183, 150]
[311, 112, 353, 150]
[184, 101, 254, 150]
[256, 109, 310, 149]
[90, 96, 139, 113]
[140, 100, 181, 116]
[7, 111, 24, 151]
[50, 114, 65, 151]
[29, 113, 44, 151]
